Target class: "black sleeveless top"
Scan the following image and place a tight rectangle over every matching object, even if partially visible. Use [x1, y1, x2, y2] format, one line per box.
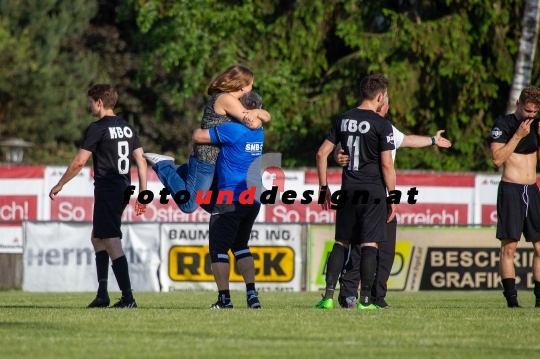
[194, 93, 235, 164]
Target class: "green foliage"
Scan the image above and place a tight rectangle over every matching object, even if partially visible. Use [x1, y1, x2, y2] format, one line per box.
[0, 0, 98, 163]
[0, 0, 537, 171]
[127, 0, 532, 170]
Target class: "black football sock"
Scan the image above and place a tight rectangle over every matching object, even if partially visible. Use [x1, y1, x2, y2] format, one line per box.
[501, 278, 519, 307]
[95, 250, 109, 298]
[323, 243, 347, 300]
[359, 246, 378, 306]
[218, 290, 231, 303]
[246, 283, 256, 293]
[112, 256, 133, 300]
[534, 281, 540, 307]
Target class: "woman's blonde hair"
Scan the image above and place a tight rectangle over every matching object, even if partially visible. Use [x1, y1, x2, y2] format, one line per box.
[208, 65, 254, 95]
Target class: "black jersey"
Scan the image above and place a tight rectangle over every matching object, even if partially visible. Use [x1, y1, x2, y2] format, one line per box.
[490, 114, 539, 154]
[80, 116, 142, 194]
[327, 108, 395, 194]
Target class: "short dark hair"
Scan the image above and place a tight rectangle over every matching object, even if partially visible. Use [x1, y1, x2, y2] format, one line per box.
[87, 84, 118, 110]
[519, 86, 540, 107]
[360, 75, 389, 100]
[240, 92, 263, 110]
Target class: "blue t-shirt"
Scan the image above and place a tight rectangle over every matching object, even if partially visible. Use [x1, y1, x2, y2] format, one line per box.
[209, 122, 264, 202]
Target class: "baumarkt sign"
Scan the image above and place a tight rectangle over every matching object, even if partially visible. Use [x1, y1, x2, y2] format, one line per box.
[160, 223, 303, 292]
[308, 226, 534, 292]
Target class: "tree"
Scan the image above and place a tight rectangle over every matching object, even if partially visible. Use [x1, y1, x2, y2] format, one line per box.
[507, 0, 540, 114]
[0, 0, 98, 163]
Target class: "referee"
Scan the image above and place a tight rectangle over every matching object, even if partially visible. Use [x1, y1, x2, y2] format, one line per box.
[49, 84, 148, 308]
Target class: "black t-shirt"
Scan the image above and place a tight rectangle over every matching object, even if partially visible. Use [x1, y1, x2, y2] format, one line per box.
[327, 108, 395, 195]
[489, 114, 539, 154]
[81, 116, 142, 194]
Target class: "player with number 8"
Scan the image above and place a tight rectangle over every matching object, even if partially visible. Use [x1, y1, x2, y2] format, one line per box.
[49, 84, 147, 309]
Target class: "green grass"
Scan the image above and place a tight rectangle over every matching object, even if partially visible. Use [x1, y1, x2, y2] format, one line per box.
[1, 291, 539, 359]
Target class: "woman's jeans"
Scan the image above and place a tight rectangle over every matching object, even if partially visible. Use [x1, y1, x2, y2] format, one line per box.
[152, 155, 216, 213]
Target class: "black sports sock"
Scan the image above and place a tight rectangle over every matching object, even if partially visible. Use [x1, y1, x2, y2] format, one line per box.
[112, 256, 133, 300]
[246, 283, 256, 292]
[501, 278, 519, 307]
[359, 246, 378, 305]
[218, 290, 231, 303]
[534, 281, 540, 306]
[95, 251, 109, 298]
[323, 243, 347, 300]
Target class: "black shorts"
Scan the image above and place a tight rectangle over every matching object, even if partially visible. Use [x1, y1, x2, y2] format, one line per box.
[93, 196, 127, 239]
[335, 195, 387, 244]
[209, 202, 261, 262]
[496, 181, 540, 242]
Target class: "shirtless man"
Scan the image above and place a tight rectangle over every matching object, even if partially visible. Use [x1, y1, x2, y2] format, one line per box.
[490, 85, 540, 308]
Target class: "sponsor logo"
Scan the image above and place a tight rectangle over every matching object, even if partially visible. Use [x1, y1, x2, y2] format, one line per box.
[481, 204, 497, 224]
[108, 126, 133, 139]
[245, 142, 263, 153]
[26, 246, 150, 266]
[420, 248, 535, 290]
[491, 127, 502, 139]
[386, 132, 395, 145]
[313, 240, 413, 290]
[395, 204, 468, 225]
[0, 195, 37, 225]
[168, 245, 294, 282]
[341, 119, 370, 133]
[50, 197, 212, 223]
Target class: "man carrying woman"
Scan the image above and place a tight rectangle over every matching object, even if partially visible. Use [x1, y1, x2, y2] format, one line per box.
[143, 65, 270, 213]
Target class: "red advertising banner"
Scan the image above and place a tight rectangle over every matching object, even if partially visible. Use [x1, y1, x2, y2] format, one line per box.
[50, 197, 94, 221]
[0, 166, 44, 179]
[0, 195, 38, 221]
[481, 204, 497, 225]
[395, 203, 468, 225]
[50, 196, 211, 223]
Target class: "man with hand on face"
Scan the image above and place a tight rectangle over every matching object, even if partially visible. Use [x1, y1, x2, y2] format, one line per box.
[490, 85, 540, 308]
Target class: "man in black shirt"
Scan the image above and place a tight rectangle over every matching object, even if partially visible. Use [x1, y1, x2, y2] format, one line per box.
[490, 85, 540, 308]
[313, 74, 396, 309]
[49, 84, 148, 308]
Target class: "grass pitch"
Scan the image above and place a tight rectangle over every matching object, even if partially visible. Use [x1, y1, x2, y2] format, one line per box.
[0, 291, 539, 359]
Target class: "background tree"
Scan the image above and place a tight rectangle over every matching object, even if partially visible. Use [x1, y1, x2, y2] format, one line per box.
[0, 0, 99, 163]
[2, 0, 539, 171]
[506, 0, 540, 114]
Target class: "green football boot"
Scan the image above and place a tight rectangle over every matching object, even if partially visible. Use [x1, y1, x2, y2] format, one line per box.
[312, 298, 334, 309]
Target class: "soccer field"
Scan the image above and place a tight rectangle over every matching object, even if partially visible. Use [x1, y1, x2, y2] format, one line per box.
[0, 291, 538, 359]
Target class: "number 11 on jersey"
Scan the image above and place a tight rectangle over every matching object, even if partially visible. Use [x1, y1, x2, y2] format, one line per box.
[346, 135, 360, 171]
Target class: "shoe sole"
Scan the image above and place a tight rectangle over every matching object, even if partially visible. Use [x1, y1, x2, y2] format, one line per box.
[87, 298, 110, 308]
[142, 153, 174, 165]
[88, 303, 109, 308]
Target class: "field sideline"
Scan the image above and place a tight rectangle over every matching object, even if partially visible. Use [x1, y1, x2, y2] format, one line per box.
[1, 291, 539, 359]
